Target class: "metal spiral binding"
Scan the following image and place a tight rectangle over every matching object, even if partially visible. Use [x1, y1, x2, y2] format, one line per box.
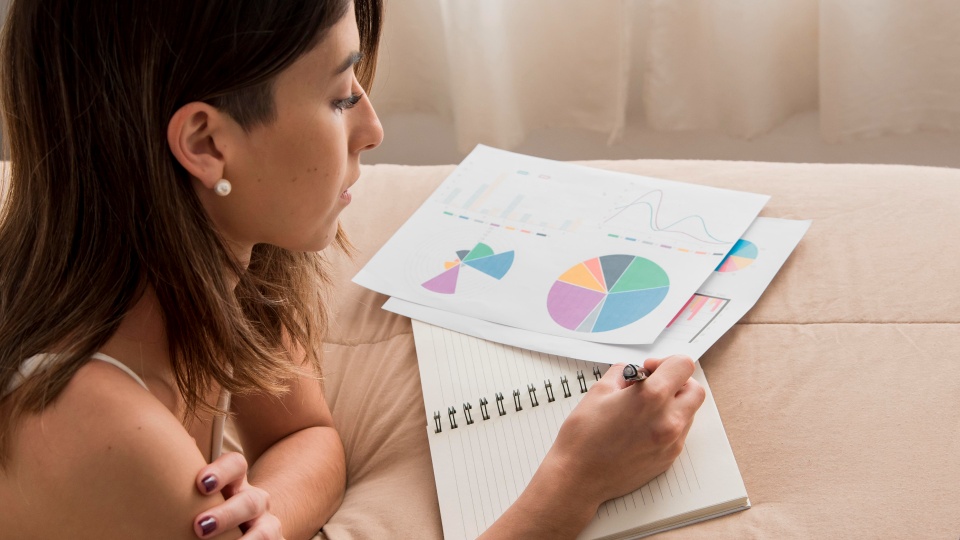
[431, 370, 603, 432]
[448, 406, 458, 429]
[527, 384, 539, 407]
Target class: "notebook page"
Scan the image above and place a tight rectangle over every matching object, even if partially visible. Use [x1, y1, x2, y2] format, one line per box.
[413, 321, 748, 540]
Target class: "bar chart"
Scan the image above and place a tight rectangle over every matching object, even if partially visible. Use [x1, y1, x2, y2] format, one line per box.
[437, 170, 589, 233]
[665, 294, 730, 343]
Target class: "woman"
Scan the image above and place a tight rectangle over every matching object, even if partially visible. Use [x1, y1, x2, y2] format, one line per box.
[0, 1, 704, 539]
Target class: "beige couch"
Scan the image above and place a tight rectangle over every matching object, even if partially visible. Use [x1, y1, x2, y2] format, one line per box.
[317, 159, 960, 538]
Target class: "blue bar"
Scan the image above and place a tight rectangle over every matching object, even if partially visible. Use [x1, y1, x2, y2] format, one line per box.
[443, 187, 461, 205]
[500, 195, 524, 218]
[463, 184, 488, 209]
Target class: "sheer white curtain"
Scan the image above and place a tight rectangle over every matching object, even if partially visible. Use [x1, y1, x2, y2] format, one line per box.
[371, 0, 960, 154]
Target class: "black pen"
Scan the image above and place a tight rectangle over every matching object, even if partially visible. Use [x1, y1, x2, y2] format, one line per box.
[622, 363, 651, 382]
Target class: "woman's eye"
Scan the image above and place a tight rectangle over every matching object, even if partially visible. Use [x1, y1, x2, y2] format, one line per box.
[334, 93, 362, 112]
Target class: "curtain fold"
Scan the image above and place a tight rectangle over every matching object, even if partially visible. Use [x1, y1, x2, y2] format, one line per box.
[642, 0, 819, 138]
[372, 0, 960, 154]
[819, 0, 960, 142]
[437, 0, 630, 150]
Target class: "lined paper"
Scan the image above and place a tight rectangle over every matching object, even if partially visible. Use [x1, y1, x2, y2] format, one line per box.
[412, 321, 749, 540]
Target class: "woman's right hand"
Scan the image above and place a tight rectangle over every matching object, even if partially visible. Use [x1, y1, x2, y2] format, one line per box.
[547, 355, 705, 507]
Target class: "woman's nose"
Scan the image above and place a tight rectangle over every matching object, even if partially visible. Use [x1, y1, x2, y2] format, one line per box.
[351, 91, 384, 153]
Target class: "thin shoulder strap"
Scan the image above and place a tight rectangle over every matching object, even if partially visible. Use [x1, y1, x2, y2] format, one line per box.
[93, 352, 229, 463]
[89, 352, 149, 391]
[210, 387, 231, 460]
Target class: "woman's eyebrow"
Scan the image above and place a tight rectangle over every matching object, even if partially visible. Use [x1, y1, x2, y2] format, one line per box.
[333, 51, 364, 75]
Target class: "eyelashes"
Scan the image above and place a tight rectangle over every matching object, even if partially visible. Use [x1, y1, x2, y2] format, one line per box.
[334, 92, 362, 112]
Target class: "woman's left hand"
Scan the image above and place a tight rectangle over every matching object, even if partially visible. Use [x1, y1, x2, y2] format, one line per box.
[193, 451, 283, 539]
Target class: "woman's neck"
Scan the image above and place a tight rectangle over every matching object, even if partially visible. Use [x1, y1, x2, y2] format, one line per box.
[97, 286, 179, 409]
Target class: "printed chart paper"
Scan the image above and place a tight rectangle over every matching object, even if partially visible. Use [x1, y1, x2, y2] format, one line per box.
[386, 218, 811, 363]
[355, 145, 769, 345]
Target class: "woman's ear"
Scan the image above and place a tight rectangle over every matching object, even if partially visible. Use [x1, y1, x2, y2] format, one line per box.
[167, 102, 229, 190]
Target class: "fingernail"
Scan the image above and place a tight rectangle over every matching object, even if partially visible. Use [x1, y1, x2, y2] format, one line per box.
[201, 475, 217, 493]
[198, 516, 217, 536]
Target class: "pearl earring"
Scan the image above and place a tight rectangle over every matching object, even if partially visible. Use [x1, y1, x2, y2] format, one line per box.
[214, 178, 232, 197]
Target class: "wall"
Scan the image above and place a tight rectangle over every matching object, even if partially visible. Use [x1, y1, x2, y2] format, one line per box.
[365, 110, 960, 168]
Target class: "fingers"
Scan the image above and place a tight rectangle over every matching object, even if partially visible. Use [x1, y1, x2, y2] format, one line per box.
[601, 363, 631, 390]
[674, 377, 706, 416]
[197, 452, 248, 496]
[193, 453, 281, 539]
[241, 513, 284, 540]
[581, 358, 699, 406]
[642, 354, 693, 376]
[640, 355, 695, 397]
[194, 484, 275, 538]
[642, 356, 667, 372]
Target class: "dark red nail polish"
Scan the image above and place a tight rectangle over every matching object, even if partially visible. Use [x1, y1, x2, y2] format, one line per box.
[201, 475, 217, 493]
[198, 516, 217, 536]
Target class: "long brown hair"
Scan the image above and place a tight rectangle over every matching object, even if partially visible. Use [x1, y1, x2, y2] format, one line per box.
[0, 0, 382, 462]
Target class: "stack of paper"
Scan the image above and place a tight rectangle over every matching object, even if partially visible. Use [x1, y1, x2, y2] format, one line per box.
[354, 145, 809, 364]
[352, 145, 810, 539]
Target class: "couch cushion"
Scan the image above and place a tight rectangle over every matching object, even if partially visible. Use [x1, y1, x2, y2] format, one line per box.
[319, 159, 960, 538]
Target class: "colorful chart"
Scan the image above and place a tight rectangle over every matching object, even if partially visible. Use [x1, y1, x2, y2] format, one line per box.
[666, 294, 730, 343]
[547, 255, 670, 333]
[422, 243, 515, 294]
[715, 239, 758, 273]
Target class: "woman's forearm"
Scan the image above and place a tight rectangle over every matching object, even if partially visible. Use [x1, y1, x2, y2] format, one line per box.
[246, 425, 346, 540]
[480, 452, 599, 540]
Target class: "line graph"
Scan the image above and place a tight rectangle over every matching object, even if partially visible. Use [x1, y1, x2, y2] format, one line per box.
[601, 190, 733, 245]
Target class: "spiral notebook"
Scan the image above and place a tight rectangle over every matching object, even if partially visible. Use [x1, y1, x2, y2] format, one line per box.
[412, 320, 749, 540]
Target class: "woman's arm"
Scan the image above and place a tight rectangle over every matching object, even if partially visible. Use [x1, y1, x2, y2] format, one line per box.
[228, 352, 345, 540]
[479, 452, 599, 538]
[481, 356, 705, 539]
[2, 361, 243, 540]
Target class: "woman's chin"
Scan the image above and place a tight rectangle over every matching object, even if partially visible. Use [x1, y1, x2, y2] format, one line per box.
[299, 230, 338, 253]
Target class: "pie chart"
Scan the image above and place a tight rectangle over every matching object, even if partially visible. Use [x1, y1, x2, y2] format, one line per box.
[715, 239, 758, 273]
[547, 255, 670, 333]
[422, 242, 515, 294]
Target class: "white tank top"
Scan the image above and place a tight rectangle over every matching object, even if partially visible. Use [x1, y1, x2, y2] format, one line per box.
[5, 352, 229, 459]
[4, 352, 149, 396]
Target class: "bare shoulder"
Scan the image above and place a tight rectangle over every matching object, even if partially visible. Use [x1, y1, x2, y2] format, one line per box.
[0, 360, 241, 539]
